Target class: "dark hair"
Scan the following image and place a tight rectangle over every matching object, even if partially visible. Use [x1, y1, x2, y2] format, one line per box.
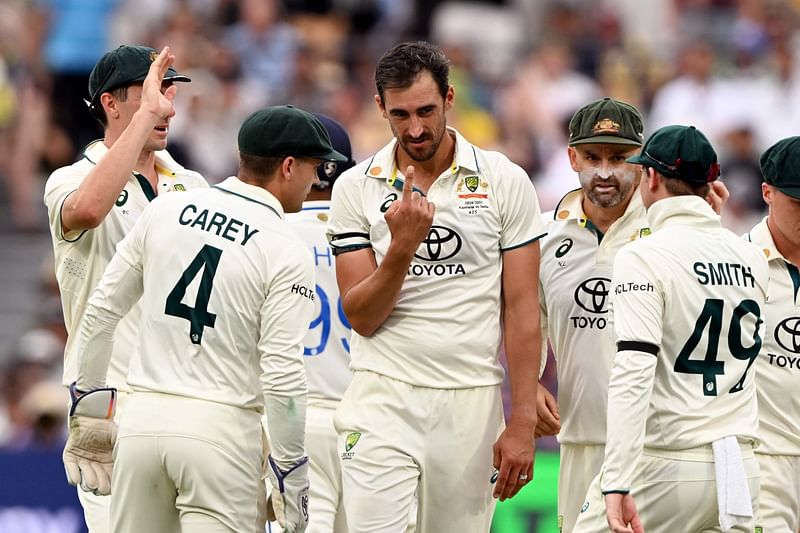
[658, 171, 711, 198]
[238, 153, 284, 185]
[91, 85, 132, 127]
[375, 41, 450, 102]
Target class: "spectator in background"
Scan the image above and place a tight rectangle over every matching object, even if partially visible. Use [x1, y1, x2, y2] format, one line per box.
[223, 0, 302, 103]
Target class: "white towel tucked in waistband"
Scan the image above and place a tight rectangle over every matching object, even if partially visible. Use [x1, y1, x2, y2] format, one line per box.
[712, 435, 753, 532]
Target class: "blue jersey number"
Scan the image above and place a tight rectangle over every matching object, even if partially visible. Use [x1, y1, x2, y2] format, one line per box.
[304, 284, 351, 356]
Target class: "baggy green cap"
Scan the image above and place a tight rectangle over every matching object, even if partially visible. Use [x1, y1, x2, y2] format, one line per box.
[88, 45, 190, 104]
[238, 105, 349, 162]
[627, 125, 720, 184]
[568, 97, 644, 147]
[760, 136, 800, 199]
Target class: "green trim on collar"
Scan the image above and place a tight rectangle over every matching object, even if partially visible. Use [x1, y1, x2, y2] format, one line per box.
[133, 172, 157, 201]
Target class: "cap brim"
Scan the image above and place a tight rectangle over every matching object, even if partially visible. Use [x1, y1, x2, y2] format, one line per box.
[625, 153, 651, 165]
[318, 149, 349, 163]
[164, 74, 192, 83]
[570, 135, 642, 147]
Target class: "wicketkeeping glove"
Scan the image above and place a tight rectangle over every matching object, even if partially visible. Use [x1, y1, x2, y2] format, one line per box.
[63, 382, 117, 496]
[266, 455, 309, 533]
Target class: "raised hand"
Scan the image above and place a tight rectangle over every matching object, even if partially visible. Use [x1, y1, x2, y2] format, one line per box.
[140, 46, 178, 122]
[383, 165, 435, 255]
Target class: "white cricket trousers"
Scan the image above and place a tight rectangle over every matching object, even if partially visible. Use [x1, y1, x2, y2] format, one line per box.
[558, 443, 604, 533]
[334, 370, 504, 533]
[305, 399, 349, 533]
[110, 392, 267, 533]
[756, 452, 800, 532]
[573, 442, 760, 533]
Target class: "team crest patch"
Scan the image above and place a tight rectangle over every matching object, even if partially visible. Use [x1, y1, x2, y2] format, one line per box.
[592, 118, 620, 134]
[465, 175, 479, 192]
[149, 50, 158, 62]
[172, 183, 186, 192]
[580, 501, 589, 512]
[456, 177, 490, 214]
[345, 432, 361, 451]
[754, 527, 763, 533]
[639, 227, 651, 238]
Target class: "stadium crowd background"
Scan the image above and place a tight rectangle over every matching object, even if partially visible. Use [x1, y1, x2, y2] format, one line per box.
[0, 0, 794, 458]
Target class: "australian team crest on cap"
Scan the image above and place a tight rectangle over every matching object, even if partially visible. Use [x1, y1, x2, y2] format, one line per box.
[592, 118, 621, 135]
[149, 50, 158, 62]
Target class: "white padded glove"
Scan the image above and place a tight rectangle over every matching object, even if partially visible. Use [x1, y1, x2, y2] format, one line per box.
[63, 382, 117, 496]
[267, 455, 309, 533]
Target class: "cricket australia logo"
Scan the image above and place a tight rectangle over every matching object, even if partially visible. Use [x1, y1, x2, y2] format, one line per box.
[465, 175, 479, 192]
[341, 432, 361, 460]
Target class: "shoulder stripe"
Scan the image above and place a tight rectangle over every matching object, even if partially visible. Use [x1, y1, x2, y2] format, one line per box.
[331, 232, 369, 241]
[602, 490, 630, 495]
[617, 341, 659, 356]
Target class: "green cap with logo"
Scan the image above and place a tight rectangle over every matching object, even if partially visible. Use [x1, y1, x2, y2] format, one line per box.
[88, 45, 190, 105]
[568, 97, 645, 147]
[760, 136, 800, 199]
[238, 105, 349, 162]
[627, 125, 720, 183]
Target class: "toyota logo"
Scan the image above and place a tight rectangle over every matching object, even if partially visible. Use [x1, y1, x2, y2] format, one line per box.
[574, 277, 610, 314]
[414, 225, 462, 262]
[775, 316, 800, 354]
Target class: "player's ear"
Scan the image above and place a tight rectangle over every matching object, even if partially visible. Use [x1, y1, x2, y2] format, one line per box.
[375, 94, 386, 118]
[444, 85, 455, 111]
[761, 182, 772, 205]
[281, 156, 296, 181]
[567, 147, 580, 172]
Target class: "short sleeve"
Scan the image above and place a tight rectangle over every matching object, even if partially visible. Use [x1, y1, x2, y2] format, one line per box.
[496, 159, 546, 250]
[326, 170, 372, 255]
[44, 167, 85, 242]
[611, 243, 663, 349]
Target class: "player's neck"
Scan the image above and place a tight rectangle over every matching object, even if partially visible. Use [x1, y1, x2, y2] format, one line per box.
[582, 194, 630, 234]
[395, 131, 455, 192]
[133, 150, 159, 191]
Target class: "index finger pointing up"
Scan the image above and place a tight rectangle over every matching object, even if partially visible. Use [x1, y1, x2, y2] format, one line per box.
[402, 165, 416, 201]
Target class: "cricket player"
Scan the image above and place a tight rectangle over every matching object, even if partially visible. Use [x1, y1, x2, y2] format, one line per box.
[536, 97, 647, 533]
[284, 113, 356, 533]
[62, 105, 348, 533]
[745, 137, 800, 532]
[43, 45, 206, 532]
[574, 125, 769, 533]
[327, 41, 545, 532]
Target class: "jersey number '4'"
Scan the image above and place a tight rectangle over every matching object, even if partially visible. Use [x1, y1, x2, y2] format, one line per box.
[674, 298, 762, 396]
[165, 245, 222, 345]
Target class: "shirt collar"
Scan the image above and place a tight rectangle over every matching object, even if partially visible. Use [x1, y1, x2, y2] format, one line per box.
[363, 127, 479, 183]
[746, 216, 783, 262]
[645, 195, 720, 232]
[83, 139, 187, 177]
[213, 176, 285, 219]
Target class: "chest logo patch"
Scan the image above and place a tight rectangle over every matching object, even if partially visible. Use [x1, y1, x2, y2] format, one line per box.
[574, 277, 610, 314]
[115, 190, 129, 207]
[555, 238, 573, 258]
[775, 317, 800, 354]
[414, 225, 462, 262]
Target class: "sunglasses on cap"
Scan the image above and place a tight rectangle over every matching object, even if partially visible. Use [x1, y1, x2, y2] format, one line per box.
[643, 149, 720, 182]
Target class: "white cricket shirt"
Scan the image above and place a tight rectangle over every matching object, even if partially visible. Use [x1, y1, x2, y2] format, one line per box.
[539, 188, 647, 445]
[286, 200, 352, 402]
[76, 177, 313, 409]
[602, 196, 769, 492]
[746, 217, 800, 456]
[44, 140, 207, 390]
[327, 129, 546, 388]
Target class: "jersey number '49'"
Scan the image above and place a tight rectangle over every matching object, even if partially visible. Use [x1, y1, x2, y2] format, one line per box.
[165, 244, 222, 345]
[674, 298, 762, 396]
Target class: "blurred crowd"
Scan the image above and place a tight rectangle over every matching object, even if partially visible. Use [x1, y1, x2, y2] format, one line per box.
[1, 0, 797, 451]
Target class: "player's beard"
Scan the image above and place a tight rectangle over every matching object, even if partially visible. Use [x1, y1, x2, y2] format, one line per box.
[579, 166, 637, 208]
[396, 116, 447, 162]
